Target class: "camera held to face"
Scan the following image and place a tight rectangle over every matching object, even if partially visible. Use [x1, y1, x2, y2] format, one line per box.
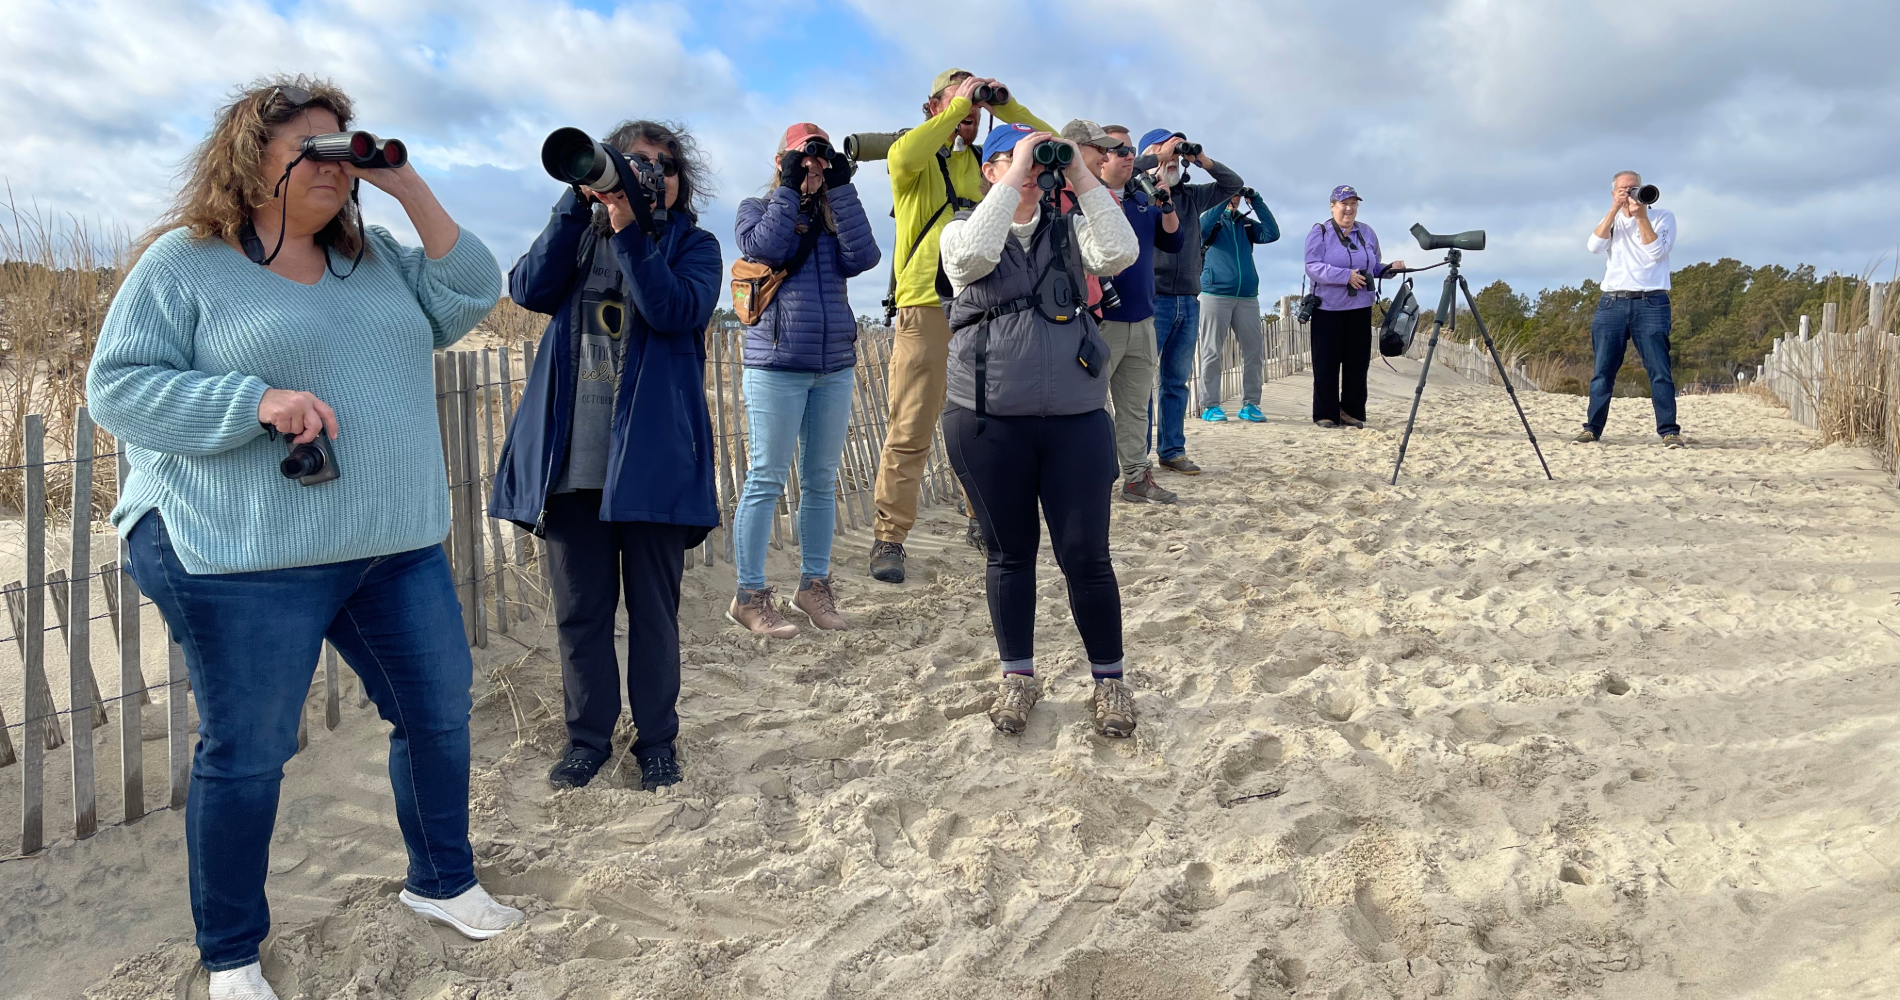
[540, 127, 667, 208]
[280, 434, 339, 486]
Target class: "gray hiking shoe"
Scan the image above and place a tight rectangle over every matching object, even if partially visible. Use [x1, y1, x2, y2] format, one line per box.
[1121, 470, 1178, 504]
[1572, 429, 1599, 444]
[728, 587, 798, 639]
[1661, 432, 1684, 449]
[1090, 677, 1138, 738]
[1337, 414, 1367, 429]
[869, 540, 906, 583]
[989, 674, 1041, 734]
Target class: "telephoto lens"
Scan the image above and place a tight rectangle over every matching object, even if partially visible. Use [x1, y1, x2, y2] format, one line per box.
[971, 83, 1010, 105]
[1099, 276, 1124, 312]
[302, 132, 407, 168]
[280, 436, 339, 486]
[541, 127, 621, 193]
[1635, 184, 1660, 206]
[1032, 141, 1074, 167]
[844, 130, 907, 162]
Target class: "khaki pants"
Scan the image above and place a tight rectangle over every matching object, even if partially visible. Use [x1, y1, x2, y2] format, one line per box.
[873, 306, 956, 543]
[1100, 317, 1157, 484]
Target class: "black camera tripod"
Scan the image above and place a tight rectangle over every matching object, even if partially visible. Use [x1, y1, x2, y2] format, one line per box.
[1390, 247, 1553, 484]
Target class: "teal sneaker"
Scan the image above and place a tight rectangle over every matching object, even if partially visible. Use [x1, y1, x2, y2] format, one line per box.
[1200, 406, 1227, 422]
[1236, 404, 1265, 423]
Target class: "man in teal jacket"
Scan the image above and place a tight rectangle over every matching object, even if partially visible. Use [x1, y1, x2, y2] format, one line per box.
[1196, 187, 1279, 422]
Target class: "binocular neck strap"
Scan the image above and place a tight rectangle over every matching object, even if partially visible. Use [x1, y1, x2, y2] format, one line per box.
[247, 151, 310, 266]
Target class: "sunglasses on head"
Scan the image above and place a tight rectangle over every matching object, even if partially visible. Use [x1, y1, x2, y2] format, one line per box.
[267, 85, 315, 110]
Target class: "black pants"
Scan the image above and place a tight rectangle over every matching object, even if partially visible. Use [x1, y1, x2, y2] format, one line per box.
[542, 489, 689, 762]
[943, 405, 1124, 669]
[1311, 306, 1372, 423]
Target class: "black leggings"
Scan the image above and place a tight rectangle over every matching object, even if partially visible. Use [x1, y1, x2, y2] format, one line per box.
[1311, 305, 1372, 423]
[943, 405, 1124, 671]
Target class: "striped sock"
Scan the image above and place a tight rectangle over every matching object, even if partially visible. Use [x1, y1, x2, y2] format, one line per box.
[1091, 659, 1125, 681]
[1002, 658, 1035, 677]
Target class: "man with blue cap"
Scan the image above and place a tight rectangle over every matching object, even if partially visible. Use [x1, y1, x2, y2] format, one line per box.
[1137, 128, 1244, 476]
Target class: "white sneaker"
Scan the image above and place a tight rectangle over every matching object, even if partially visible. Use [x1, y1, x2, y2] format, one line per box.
[208, 963, 279, 1000]
[399, 883, 524, 940]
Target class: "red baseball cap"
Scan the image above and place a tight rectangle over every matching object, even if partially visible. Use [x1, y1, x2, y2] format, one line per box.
[781, 123, 830, 151]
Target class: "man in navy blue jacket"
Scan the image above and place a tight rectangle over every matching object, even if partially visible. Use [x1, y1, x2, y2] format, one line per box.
[490, 122, 721, 794]
[1073, 122, 1184, 504]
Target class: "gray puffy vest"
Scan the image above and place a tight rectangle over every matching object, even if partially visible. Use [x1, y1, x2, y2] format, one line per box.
[945, 205, 1109, 422]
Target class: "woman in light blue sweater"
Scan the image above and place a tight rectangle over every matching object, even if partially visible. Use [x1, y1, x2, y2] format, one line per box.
[85, 77, 520, 1000]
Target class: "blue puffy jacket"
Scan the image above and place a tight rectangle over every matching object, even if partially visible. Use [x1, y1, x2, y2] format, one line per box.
[734, 183, 881, 372]
[489, 189, 722, 540]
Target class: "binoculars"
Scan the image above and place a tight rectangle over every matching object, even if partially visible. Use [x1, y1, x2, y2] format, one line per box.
[302, 131, 406, 169]
[1175, 140, 1203, 156]
[800, 138, 832, 160]
[1032, 141, 1073, 167]
[971, 83, 1010, 105]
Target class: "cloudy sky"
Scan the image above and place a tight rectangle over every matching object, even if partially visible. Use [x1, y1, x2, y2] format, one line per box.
[4, 0, 1897, 316]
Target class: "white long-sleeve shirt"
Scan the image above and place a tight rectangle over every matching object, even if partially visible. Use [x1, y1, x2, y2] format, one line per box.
[1587, 206, 1676, 292]
[940, 182, 1138, 294]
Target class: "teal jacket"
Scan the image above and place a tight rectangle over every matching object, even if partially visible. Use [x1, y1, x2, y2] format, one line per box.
[1197, 191, 1279, 298]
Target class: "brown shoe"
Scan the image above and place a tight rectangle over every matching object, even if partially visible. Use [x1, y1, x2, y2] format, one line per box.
[1089, 677, 1137, 738]
[1337, 414, 1367, 429]
[989, 674, 1041, 734]
[792, 577, 847, 630]
[1159, 455, 1201, 475]
[1121, 470, 1178, 504]
[728, 587, 798, 639]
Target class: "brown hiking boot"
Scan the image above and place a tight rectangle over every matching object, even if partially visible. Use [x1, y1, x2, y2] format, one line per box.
[869, 540, 906, 583]
[1121, 470, 1177, 504]
[728, 587, 798, 639]
[792, 577, 847, 631]
[1090, 677, 1137, 738]
[1159, 455, 1201, 475]
[989, 674, 1041, 734]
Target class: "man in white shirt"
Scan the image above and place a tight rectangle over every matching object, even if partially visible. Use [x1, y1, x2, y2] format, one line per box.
[1576, 170, 1681, 447]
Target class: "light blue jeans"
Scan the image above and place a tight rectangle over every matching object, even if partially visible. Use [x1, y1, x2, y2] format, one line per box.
[734, 366, 857, 591]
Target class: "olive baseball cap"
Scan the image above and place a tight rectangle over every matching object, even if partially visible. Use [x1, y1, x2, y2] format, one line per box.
[1060, 119, 1123, 149]
[931, 68, 973, 97]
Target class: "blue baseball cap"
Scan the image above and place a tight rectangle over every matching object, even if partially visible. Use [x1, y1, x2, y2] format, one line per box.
[1138, 128, 1173, 154]
[981, 122, 1037, 162]
[1331, 185, 1362, 202]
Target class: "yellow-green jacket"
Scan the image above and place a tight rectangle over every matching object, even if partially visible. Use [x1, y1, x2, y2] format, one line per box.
[887, 96, 1051, 309]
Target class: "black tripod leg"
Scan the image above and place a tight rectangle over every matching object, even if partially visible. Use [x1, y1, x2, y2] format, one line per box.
[1458, 275, 1554, 481]
[1391, 317, 1448, 485]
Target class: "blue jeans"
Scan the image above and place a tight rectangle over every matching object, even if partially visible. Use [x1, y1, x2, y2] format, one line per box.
[124, 514, 476, 972]
[1587, 292, 1678, 436]
[1152, 294, 1201, 460]
[733, 366, 856, 591]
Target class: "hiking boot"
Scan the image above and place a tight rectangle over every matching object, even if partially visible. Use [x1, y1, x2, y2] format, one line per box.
[870, 540, 906, 583]
[209, 964, 280, 1000]
[989, 674, 1041, 734]
[1315, 418, 1339, 428]
[1090, 677, 1138, 738]
[1121, 471, 1178, 504]
[965, 517, 987, 551]
[1572, 429, 1599, 443]
[793, 577, 847, 630]
[728, 587, 799, 639]
[1337, 413, 1367, 429]
[547, 748, 605, 789]
[639, 753, 683, 791]
[1662, 432, 1684, 449]
[1200, 405, 1227, 422]
[1236, 404, 1266, 423]
[1159, 455, 1201, 475]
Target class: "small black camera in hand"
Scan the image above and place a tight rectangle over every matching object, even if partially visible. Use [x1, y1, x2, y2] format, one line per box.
[280, 434, 339, 486]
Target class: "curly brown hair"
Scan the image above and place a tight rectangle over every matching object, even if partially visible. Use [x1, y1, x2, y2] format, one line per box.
[134, 74, 364, 264]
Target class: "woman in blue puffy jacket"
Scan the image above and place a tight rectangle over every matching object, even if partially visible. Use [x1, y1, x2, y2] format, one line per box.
[727, 123, 881, 637]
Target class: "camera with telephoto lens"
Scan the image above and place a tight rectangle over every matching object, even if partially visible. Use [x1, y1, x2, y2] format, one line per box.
[971, 83, 1010, 105]
[302, 131, 407, 169]
[539, 127, 666, 208]
[844, 130, 906, 162]
[280, 434, 339, 486]
[1633, 184, 1660, 206]
[1098, 276, 1123, 313]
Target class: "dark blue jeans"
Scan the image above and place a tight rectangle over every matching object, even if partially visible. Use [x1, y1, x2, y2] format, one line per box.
[124, 514, 477, 972]
[1587, 292, 1679, 436]
[1152, 294, 1201, 460]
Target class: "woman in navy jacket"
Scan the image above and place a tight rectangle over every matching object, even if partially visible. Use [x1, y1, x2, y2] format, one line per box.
[725, 124, 880, 638]
[489, 120, 720, 792]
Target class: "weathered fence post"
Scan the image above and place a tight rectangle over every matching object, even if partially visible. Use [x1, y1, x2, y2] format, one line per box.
[20, 414, 48, 855]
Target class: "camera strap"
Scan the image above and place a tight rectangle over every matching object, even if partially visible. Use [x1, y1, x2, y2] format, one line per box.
[243, 155, 365, 279]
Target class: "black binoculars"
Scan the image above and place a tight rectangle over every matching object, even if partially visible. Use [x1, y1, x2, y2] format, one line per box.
[1175, 140, 1202, 156]
[971, 83, 1010, 105]
[800, 138, 832, 160]
[1032, 141, 1073, 167]
[302, 131, 406, 169]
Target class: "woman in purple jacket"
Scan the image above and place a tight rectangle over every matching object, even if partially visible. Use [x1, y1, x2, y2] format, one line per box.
[728, 123, 881, 637]
[1303, 185, 1404, 427]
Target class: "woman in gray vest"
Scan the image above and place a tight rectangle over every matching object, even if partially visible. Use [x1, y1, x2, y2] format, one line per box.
[938, 123, 1140, 738]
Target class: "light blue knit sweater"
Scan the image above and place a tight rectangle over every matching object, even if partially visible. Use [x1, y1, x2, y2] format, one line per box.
[87, 225, 501, 574]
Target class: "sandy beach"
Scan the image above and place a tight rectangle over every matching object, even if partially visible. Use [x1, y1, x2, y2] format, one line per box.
[7, 356, 1900, 1000]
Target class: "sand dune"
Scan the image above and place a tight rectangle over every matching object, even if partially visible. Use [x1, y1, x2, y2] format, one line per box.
[9, 358, 1900, 999]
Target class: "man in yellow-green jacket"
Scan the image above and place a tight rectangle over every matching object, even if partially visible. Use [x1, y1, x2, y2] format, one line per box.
[869, 68, 1051, 584]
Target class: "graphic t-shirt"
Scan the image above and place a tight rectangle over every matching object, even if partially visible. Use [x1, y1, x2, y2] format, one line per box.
[555, 252, 628, 493]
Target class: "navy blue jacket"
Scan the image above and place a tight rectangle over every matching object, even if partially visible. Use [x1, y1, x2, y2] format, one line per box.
[489, 188, 722, 541]
[1101, 188, 1186, 325]
[735, 183, 881, 373]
